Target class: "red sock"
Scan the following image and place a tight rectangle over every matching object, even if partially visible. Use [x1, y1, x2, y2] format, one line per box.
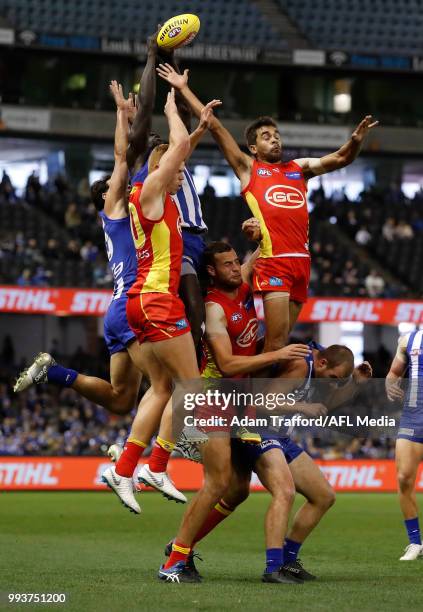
[115, 439, 146, 477]
[192, 499, 234, 546]
[164, 540, 190, 569]
[149, 436, 175, 473]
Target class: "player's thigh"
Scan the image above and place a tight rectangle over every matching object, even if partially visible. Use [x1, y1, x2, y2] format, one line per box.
[263, 292, 290, 338]
[110, 347, 142, 399]
[152, 332, 200, 379]
[288, 451, 334, 504]
[255, 448, 295, 498]
[179, 274, 205, 324]
[288, 300, 303, 332]
[127, 340, 172, 394]
[395, 438, 423, 480]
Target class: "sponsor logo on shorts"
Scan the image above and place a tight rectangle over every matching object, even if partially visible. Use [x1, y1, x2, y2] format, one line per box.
[167, 326, 177, 333]
[264, 184, 305, 209]
[285, 171, 302, 180]
[236, 318, 258, 348]
[260, 439, 282, 450]
[168, 27, 182, 38]
[175, 318, 188, 330]
[269, 276, 283, 286]
[399, 427, 415, 436]
[231, 312, 243, 322]
[257, 168, 272, 177]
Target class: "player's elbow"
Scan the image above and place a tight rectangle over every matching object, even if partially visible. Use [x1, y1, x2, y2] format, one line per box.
[219, 360, 238, 377]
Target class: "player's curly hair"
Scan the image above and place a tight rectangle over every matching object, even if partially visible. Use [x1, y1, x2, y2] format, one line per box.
[91, 175, 111, 211]
[245, 116, 278, 147]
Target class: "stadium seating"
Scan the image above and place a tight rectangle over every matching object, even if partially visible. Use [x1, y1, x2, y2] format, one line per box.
[277, 0, 423, 55]
[0, 0, 286, 49]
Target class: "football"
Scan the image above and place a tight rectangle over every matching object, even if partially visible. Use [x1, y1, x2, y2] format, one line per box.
[157, 14, 200, 50]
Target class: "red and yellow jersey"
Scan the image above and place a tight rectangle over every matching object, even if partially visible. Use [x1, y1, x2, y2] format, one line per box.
[202, 283, 258, 379]
[241, 159, 309, 258]
[127, 182, 183, 296]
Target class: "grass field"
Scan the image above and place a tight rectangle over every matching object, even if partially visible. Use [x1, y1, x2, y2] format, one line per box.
[1, 491, 423, 611]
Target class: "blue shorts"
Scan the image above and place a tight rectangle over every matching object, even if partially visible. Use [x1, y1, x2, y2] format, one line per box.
[103, 296, 136, 355]
[397, 413, 423, 444]
[239, 436, 304, 471]
[182, 230, 206, 276]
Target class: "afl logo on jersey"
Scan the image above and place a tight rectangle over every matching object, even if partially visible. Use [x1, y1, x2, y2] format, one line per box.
[231, 312, 243, 322]
[236, 318, 258, 348]
[258, 168, 272, 177]
[264, 184, 305, 209]
[104, 231, 113, 261]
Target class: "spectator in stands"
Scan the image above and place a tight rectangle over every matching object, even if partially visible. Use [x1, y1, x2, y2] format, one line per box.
[17, 268, 32, 286]
[65, 202, 82, 231]
[66, 239, 81, 260]
[0, 170, 15, 203]
[80, 240, 98, 263]
[355, 225, 372, 246]
[395, 220, 414, 240]
[43, 238, 60, 259]
[25, 171, 43, 205]
[24, 238, 44, 266]
[382, 217, 396, 241]
[32, 265, 51, 287]
[365, 269, 385, 297]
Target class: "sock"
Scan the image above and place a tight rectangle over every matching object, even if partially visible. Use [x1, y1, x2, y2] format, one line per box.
[148, 436, 175, 473]
[265, 548, 283, 574]
[283, 538, 302, 564]
[405, 517, 422, 545]
[164, 540, 190, 569]
[47, 364, 78, 387]
[192, 499, 234, 546]
[115, 438, 146, 478]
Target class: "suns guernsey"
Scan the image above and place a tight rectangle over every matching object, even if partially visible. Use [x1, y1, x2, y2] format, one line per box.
[241, 159, 309, 259]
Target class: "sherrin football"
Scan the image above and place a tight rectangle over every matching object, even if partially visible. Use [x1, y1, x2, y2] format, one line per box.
[157, 14, 201, 50]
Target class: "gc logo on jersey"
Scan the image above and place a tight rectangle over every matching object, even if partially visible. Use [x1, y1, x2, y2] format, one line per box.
[264, 184, 305, 209]
[231, 312, 243, 322]
[236, 318, 258, 348]
[258, 168, 272, 177]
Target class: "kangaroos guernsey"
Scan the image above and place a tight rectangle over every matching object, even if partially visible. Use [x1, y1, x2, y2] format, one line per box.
[202, 283, 258, 379]
[242, 159, 309, 259]
[126, 183, 190, 343]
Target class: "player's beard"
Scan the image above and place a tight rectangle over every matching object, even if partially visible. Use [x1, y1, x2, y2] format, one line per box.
[266, 148, 282, 163]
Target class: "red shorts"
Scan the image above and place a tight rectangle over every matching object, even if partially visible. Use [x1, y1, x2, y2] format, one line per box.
[126, 292, 191, 343]
[253, 256, 310, 303]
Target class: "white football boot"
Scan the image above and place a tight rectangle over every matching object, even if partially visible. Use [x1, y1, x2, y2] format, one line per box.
[102, 465, 141, 514]
[138, 464, 187, 503]
[14, 352, 56, 392]
[399, 543, 423, 560]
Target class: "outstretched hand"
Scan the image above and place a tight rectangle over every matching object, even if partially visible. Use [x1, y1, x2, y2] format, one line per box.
[198, 99, 222, 130]
[164, 87, 178, 117]
[351, 115, 379, 143]
[157, 63, 189, 90]
[109, 81, 137, 122]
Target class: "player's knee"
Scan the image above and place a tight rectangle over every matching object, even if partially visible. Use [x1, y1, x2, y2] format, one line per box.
[397, 471, 414, 491]
[205, 466, 232, 499]
[320, 487, 336, 511]
[273, 480, 295, 508]
[225, 482, 250, 506]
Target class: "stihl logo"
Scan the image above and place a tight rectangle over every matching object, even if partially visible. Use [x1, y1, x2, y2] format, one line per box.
[320, 465, 383, 488]
[395, 303, 423, 324]
[0, 463, 58, 486]
[70, 292, 112, 314]
[236, 318, 258, 348]
[310, 300, 381, 322]
[0, 288, 55, 312]
[264, 184, 305, 209]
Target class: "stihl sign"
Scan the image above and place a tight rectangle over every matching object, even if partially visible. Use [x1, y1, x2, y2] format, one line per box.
[0, 286, 422, 324]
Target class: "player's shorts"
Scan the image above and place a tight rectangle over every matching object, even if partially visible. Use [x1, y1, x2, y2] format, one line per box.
[103, 296, 136, 355]
[253, 256, 310, 303]
[237, 436, 304, 470]
[126, 292, 191, 344]
[181, 230, 206, 276]
[397, 413, 423, 444]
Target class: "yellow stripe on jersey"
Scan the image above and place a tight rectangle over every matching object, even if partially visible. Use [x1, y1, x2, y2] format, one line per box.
[141, 218, 171, 293]
[244, 191, 273, 258]
[128, 202, 146, 249]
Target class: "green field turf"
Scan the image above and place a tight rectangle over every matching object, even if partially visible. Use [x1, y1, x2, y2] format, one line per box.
[1, 491, 423, 611]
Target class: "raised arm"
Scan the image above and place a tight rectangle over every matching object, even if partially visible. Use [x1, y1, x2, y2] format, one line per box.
[157, 63, 252, 187]
[187, 99, 222, 159]
[104, 81, 130, 219]
[140, 88, 190, 219]
[296, 115, 379, 180]
[205, 302, 310, 377]
[126, 33, 158, 171]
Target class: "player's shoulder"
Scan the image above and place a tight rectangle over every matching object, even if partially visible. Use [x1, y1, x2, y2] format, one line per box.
[279, 356, 308, 378]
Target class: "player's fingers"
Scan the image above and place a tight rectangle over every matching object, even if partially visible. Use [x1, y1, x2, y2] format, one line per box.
[183, 68, 190, 78]
[369, 121, 379, 128]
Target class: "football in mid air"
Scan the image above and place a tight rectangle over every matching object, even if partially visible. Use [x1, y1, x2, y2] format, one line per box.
[157, 14, 200, 50]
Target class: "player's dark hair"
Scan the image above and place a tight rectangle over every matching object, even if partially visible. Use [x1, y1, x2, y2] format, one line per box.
[245, 116, 278, 147]
[203, 241, 234, 269]
[91, 175, 111, 211]
[318, 345, 354, 374]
